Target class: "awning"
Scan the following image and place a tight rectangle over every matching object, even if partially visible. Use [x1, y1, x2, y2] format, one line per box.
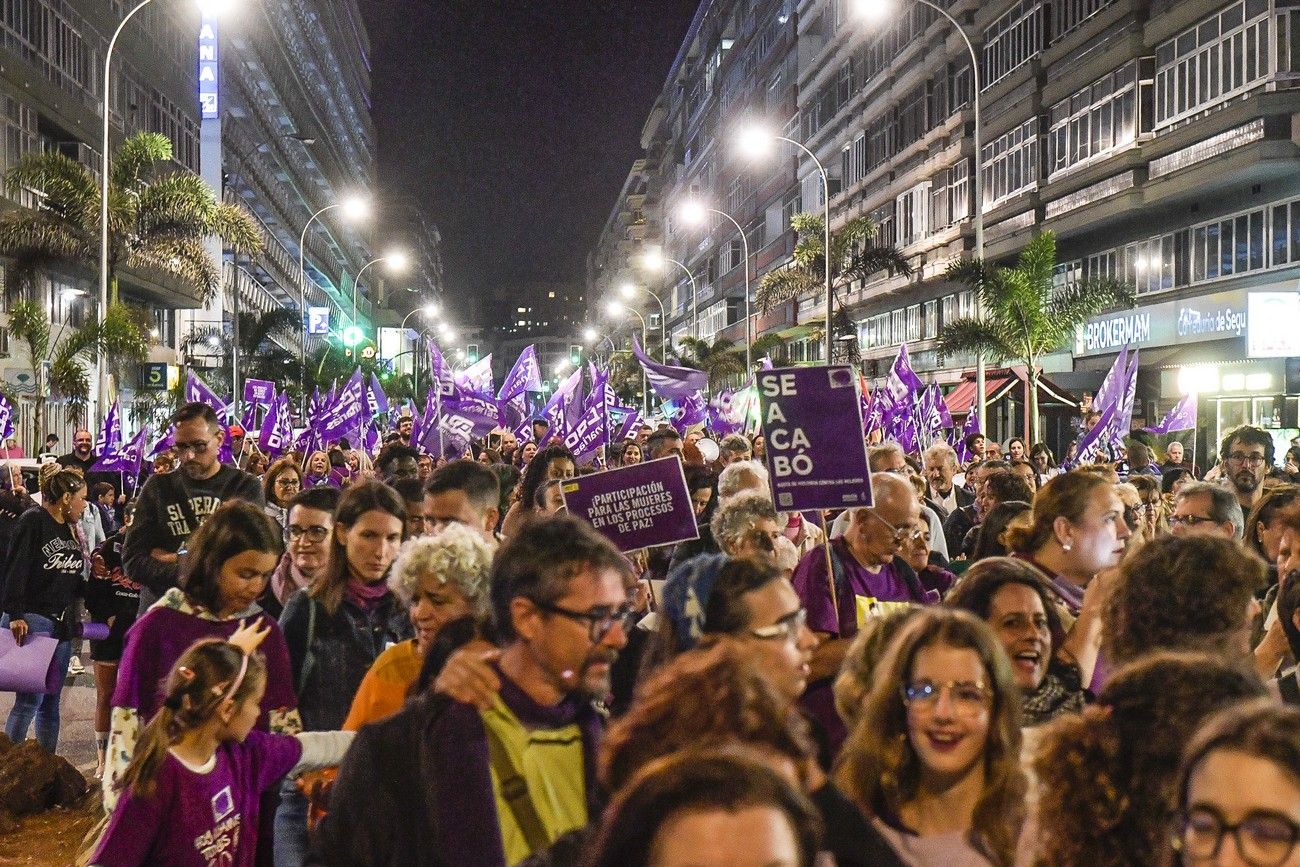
[943, 376, 1016, 416]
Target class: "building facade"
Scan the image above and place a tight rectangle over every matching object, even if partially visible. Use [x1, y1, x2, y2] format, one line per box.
[595, 0, 1300, 464]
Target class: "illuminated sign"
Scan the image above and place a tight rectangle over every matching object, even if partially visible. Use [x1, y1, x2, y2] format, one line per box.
[307, 307, 330, 335]
[1248, 292, 1300, 358]
[198, 18, 219, 119]
[1075, 288, 1248, 356]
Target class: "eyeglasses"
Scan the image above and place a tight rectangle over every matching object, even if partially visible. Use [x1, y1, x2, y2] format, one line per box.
[865, 510, 926, 545]
[901, 679, 992, 716]
[275, 478, 301, 489]
[287, 525, 330, 542]
[1170, 514, 1219, 528]
[174, 438, 213, 455]
[1171, 806, 1300, 866]
[533, 600, 637, 644]
[1228, 452, 1268, 467]
[749, 608, 808, 644]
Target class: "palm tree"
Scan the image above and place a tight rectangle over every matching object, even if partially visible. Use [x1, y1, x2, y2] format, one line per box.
[6, 299, 147, 441]
[756, 213, 912, 363]
[676, 336, 746, 392]
[750, 332, 788, 366]
[937, 231, 1136, 438]
[0, 132, 261, 304]
[180, 308, 301, 402]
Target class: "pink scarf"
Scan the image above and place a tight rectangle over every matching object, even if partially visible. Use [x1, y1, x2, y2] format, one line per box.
[344, 577, 390, 613]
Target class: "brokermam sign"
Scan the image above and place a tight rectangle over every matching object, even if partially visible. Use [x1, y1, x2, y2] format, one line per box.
[1074, 288, 1249, 357]
[1076, 312, 1152, 355]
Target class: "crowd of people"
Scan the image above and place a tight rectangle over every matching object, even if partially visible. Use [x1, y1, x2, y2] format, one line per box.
[2, 400, 1300, 867]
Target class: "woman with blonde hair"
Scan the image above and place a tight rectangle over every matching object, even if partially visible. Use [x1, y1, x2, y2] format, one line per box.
[836, 608, 1025, 865]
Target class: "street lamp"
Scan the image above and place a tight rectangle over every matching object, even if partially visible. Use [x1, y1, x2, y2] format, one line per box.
[855, 0, 986, 430]
[97, 0, 238, 423]
[639, 247, 699, 345]
[736, 124, 832, 366]
[298, 194, 370, 413]
[399, 303, 438, 397]
[608, 300, 649, 417]
[619, 281, 668, 360]
[352, 250, 410, 334]
[680, 199, 753, 373]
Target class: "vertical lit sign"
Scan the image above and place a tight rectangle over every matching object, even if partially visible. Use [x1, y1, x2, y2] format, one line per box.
[198, 17, 219, 119]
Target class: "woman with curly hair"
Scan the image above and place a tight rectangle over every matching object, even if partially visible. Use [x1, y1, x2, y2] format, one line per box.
[1165, 701, 1300, 867]
[1028, 651, 1266, 867]
[1102, 534, 1265, 668]
[836, 608, 1025, 865]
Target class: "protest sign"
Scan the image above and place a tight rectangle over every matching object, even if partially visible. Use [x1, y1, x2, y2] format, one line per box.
[757, 365, 873, 511]
[243, 379, 276, 405]
[561, 456, 698, 552]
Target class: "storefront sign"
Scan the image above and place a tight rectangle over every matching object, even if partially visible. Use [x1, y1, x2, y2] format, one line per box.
[1075, 288, 1248, 356]
[562, 457, 698, 552]
[197, 18, 219, 120]
[1248, 292, 1300, 358]
[757, 366, 872, 511]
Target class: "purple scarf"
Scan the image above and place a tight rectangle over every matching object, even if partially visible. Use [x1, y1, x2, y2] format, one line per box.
[344, 577, 390, 613]
[431, 667, 603, 865]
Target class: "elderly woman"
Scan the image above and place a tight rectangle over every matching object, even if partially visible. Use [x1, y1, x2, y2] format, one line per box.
[342, 523, 493, 729]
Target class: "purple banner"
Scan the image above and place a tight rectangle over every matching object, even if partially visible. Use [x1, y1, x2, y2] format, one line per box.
[1144, 393, 1198, 434]
[243, 379, 276, 405]
[184, 370, 229, 418]
[315, 368, 365, 442]
[95, 399, 121, 456]
[454, 355, 495, 396]
[632, 335, 708, 401]
[499, 345, 542, 402]
[561, 456, 699, 552]
[757, 366, 873, 511]
[0, 393, 13, 441]
[954, 396, 981, 463]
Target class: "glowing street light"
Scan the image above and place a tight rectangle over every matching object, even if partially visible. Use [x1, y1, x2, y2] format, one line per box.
[608, 301, 649, 417]
[638, 248, 699, 340]
[353, 250, 410, 330]
[680, 198, 754, 373]
[619, 281, 667, 359]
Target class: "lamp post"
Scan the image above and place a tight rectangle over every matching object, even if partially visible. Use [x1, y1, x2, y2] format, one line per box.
[738, 127, 832, 366]
[857, 0, 986, 429]
[351, 250, 409, 336]
[619, 281, 668, 360]
[98, 0, 235, 423]
[680, 201, 753, 373]
[298, 196, 370, 413]
[398, 303, 437, 397]
[608, 300, 649, 418]
[640, 248, 699, 345]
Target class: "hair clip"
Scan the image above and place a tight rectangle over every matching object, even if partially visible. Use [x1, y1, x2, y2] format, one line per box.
[177, 666, 196, 682]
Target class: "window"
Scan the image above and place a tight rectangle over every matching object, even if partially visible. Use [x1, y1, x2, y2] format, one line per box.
[983, 0, 1046, 89]
[841, 133, 867, 189]
[930, 161, 970, 231]
[1052, 0, 1116, 40]
[906, 305, 922, 342]
[782, 194, 802, 231]
[896, 182, 931, 247]
[1154, 0, 1271, 130]
[922, 300, 938, 338]
[728, 236, 744, 272]
[1048, 60, 1145, 177]
[897, 85, 927, 151]
[982, 118, 1039, 209]
[699, 300, 729, 343]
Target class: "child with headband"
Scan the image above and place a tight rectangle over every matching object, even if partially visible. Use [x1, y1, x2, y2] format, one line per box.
[89, 619, 352, 867]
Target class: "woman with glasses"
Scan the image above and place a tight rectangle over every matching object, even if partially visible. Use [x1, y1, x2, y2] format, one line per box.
[275, 480, 410, 866]
[263, 458, 304, 539]
[1168, 701, 1300, 867]
[836, 608, 1025, 866]
[1029, 651, 1266, 866]
[263, 487, 341, 620]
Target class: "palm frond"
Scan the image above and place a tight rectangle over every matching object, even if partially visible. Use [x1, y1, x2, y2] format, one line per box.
[128, 237, 221, 302]
[210, 202, 264, 255]
[110, 132, 172, 193]
[756, 267, 817, 312]
[1041, 277, 1137, 350]
[6, 300, 50, 362]
[843, 245, 913, 286]
[5, 151, 97, 219]
[1016, 232, 1058, 294]
[936, 317, 1016, 363]
[944, 256, 994, 289]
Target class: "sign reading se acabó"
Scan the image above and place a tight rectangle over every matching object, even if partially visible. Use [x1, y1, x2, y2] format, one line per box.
[757, 365, 873, 511]
[561, 456, 699, 552]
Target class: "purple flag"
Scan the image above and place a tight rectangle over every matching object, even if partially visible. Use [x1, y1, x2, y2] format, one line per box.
[886, 344, 924, 405]
[428, 342, 454, 400]
[632, 335, 708, 401]
[613, 408, 644, 443]
[538, 368, 583, 445]
[1144, 393, 1198, 434]
[954, 397, 981, 463]
[147, 427, 175, 460]
[498, 346, 542, 402]
[243, 379, 276, 405]
[1115, 347, 1140, 443]
[184, 370, 229, 418]
[443, 386, 501, 438]
[239, 402, 257, 433]
[919, 383, 952, 442]
[1072, 400, 1119, 467]
[1093, 346, 1130, 415]
[367, 372, 389, 417]
[454, 355, 495, 396]
[94, 425, 148, 476]
[315, 368, 366, 442]
[665, 391, 707, 435]
[259, 394, 294, 457]
[0, 393, 14, 441]
[95, 399, 121, 456]
[308, 387, 324, 420]
[562, 395, 608, 460]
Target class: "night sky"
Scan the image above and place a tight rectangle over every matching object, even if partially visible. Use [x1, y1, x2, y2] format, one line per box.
[361, 0, 701, 330]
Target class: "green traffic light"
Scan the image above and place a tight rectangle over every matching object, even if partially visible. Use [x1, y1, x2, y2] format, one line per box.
[342, 325, 364, 346]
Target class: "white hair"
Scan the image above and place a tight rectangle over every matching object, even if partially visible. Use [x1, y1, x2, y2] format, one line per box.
[388, 522, 494, 613]
[923, 441, 958, 469]
[717, 459, 770, 501]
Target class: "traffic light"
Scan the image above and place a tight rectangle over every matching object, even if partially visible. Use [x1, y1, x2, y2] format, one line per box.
[569, 344, 582, 366]
[467, 344, 480, 363]
[342, 325, 364, 347]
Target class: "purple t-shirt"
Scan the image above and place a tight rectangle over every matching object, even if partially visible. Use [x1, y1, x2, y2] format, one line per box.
[92, 729, 302, 866]
[114, 606, 298, 726]
[791, 537, 932, 639]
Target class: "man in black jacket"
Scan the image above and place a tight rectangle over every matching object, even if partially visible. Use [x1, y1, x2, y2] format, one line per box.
[923, 441, 974, 517]
[313, 515, 633, 866]
[123, 402, 263, 610]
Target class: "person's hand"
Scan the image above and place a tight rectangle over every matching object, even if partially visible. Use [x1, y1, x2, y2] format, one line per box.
[632, 578, 651, 614]
[151, 548, 179, 565]
[432, 640, 502, 710]
[9, 618, 28, 645]
[227, 617, 271, 656]
[106, 616, 116, 628]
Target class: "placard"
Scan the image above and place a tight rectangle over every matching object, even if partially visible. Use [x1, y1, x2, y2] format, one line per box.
[243, 379, 276, 405]
[757, 365, 872, 511]
[561, 456, 699, 552]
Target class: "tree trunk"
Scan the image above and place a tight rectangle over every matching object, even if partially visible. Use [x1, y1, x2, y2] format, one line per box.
[1027, 365, 1041, 445]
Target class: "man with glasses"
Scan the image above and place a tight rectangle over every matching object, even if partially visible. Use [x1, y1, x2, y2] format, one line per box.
[261, 487, 341, 619]
[424, 460, 501, 543]
[1221, 425, 1275, 513]
[1171, 481, 1245, 540]
[316, 514, 633, 866]
[122, 402, 264, 610]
